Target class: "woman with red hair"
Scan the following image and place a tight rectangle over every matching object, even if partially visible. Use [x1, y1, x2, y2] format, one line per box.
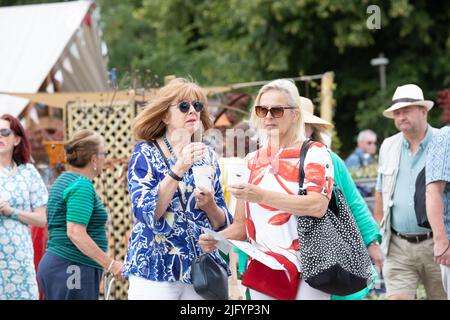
[0, 114, 48, 300]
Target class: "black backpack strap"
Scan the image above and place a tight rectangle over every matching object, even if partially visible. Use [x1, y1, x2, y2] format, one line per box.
[298, 139, 313, 195]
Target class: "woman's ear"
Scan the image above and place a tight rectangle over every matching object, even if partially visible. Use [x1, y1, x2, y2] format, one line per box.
[162, 110, 170, 125]
[90, 153, 97, 165]
[90, 155, 98, 172]
[14, 136, 21, 147]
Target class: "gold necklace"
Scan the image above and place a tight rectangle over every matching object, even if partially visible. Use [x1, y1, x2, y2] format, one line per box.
[0, 161, 18, 177]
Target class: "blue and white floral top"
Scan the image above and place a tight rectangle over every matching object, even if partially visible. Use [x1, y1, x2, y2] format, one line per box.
[123, 141, 232, 283]
[426, 125, 450, 239]
[0, 163, 48, 300]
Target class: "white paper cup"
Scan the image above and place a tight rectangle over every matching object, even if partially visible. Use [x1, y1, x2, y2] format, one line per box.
[192, 165, 213, 192]
[227, 162, 250, 186]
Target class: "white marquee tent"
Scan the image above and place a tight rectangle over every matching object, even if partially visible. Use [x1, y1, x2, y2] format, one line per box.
[0, 0, 110, 118]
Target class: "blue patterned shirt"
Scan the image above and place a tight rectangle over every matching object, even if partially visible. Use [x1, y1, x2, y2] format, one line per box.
[123, 141, 232, 283]
[426, 125, 450, 240]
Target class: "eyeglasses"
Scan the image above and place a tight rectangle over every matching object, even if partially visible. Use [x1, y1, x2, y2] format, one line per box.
[255, 105, 297, 118]
[0, 128, 13, 137]
[171, 100, 204, 113]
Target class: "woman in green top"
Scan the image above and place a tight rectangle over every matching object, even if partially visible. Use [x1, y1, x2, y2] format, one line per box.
[300, 96, 384, 300]
[37, 130, 123, 300]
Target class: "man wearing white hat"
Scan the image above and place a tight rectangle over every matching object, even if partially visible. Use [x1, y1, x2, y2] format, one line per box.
[374, 84, 446, 300]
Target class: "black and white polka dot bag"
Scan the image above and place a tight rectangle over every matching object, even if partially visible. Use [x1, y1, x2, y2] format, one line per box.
[297, 140, 373, 296]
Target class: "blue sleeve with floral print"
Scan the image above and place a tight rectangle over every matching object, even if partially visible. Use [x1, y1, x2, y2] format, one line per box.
[128, 142, 173, 236]
[426, 126, 450, 185]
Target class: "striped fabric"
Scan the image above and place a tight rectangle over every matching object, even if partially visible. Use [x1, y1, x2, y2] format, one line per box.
[46, 172, 108, 269]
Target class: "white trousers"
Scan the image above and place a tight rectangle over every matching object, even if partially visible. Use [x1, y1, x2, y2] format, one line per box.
[248, 278, 330, 300]
[441, 265, 450, 300]
[128, 276, 205, 300]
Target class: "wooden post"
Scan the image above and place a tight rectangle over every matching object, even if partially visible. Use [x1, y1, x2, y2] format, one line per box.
[24, 103, 32, 128]
[320, 72, 335, 123]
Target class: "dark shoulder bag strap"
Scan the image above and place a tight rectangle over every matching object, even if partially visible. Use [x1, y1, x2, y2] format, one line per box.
[298, 140, 338, 214]
[298, 139, 312, 195]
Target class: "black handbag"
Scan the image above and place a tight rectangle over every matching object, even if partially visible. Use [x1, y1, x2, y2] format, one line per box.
[190, 254, 229, 300]
[153, 141, 229, 300]
[414, 167, 430, 228]
[297, 140, 373, 296]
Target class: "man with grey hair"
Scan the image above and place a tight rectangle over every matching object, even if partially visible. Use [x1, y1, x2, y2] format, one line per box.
[374, 83, 446, 300]
[345, 129, 378, 170]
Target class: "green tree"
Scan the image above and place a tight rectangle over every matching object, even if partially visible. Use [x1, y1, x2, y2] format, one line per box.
[4, 0, 449, 154]
[0, 0, 62, 6]
[98, 0, 449, 154]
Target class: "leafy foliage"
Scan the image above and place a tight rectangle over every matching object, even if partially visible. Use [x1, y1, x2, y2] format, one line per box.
[97, 0, 449, 153]
[3, 0, 449, 153]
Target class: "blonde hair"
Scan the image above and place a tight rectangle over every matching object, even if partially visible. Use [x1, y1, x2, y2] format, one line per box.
[250, 79, 306, 143]
[65, 129, 103, 168]
[133, 78, 213, 141]
[309, 124, 329, 146]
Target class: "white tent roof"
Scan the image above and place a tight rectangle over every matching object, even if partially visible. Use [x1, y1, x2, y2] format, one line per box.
[0, 0, 109, 117]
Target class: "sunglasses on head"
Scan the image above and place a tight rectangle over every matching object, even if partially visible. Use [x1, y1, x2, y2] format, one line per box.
[0, 128, 13, 137]
[255, 105, 297, 118]
[172, 100, 204, 113]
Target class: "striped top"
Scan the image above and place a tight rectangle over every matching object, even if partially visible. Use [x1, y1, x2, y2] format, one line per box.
[46, 172, 108, 269]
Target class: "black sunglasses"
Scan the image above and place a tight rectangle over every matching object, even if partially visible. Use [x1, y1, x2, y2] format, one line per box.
[173, 101, 204, 113]
[0, 128, 13, 137]
[255, 105, 297, 118]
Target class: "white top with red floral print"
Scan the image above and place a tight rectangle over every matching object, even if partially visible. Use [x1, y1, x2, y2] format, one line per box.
[244, 142, 334, 271]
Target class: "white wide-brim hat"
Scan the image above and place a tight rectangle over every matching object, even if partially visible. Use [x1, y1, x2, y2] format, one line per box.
[299, 96, 334, 129]
[383, 84, 434, 119]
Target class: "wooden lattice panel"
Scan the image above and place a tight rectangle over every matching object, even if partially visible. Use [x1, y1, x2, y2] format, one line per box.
[65, 102, 136, 300]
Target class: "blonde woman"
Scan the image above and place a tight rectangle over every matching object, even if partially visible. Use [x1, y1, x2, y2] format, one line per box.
[37, 130, 123, 300]
[124, 78, 232, 300]
[200, 79, 334, 300]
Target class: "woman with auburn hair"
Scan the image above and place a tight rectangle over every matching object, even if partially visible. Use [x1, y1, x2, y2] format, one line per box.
[37, 129, 123, 300]
[0, 114, 48, 300]
[199, 79, 334, 300]
[124, 78, 232, 300]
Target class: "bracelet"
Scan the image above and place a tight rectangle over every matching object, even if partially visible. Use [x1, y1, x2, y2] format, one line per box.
[10, 209, 20, 220]
[107, 260, 115, 272]
[168, 168, 183, 181]
[435, 242, 450, 258]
